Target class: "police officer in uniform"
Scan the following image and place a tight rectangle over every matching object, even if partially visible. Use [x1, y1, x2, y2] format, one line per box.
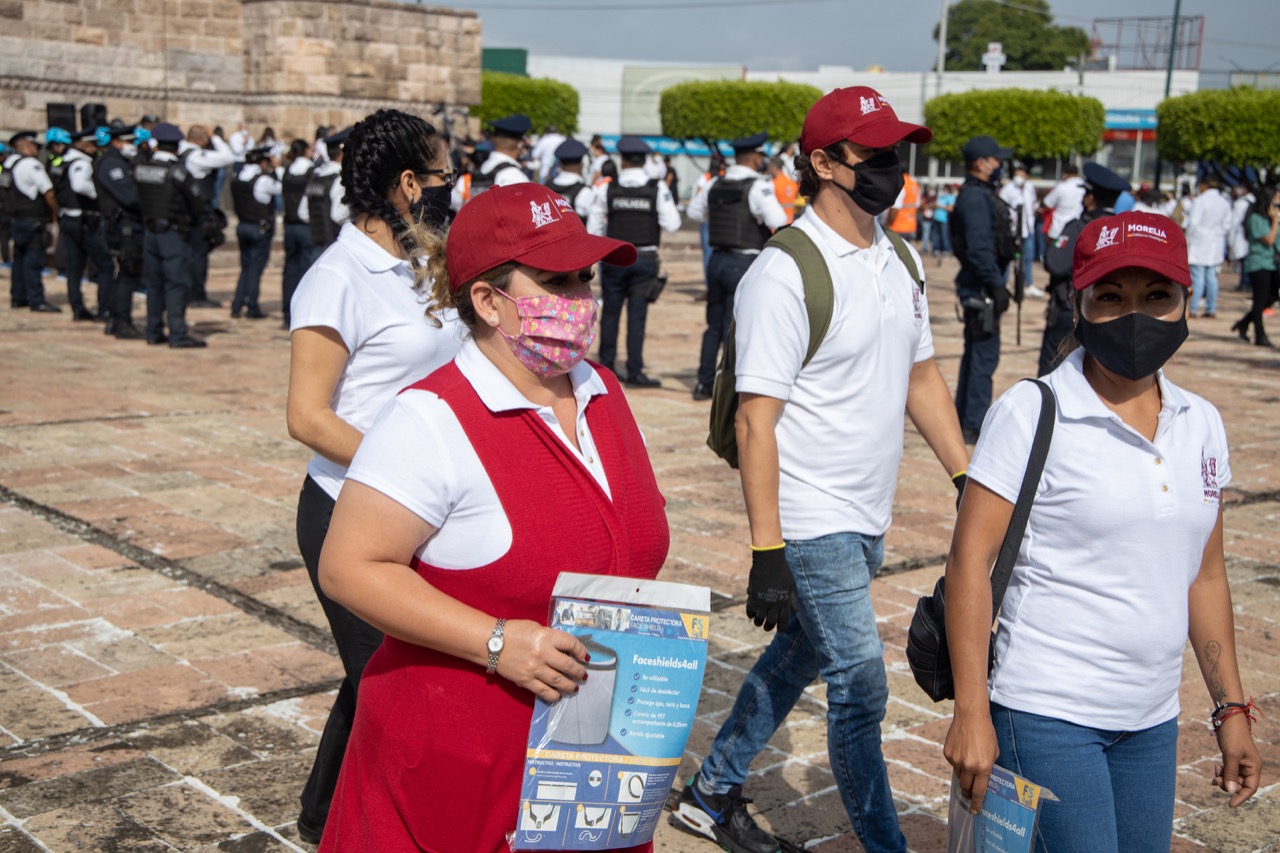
[952, 135, 1016, 443]
[93, 126, 146, 339]
[2, 131, 60, 312]
[1038, 162, 1131, 376]
[546, 137, 593, 222]
[468, 114, 531, 198]
[302, 126, 350, 260]
[230, 146, 281, 319]
[586, 135, 681, 387]
[49, 127, 116, 321]
[180, 125, 236, 308]
[686, 132, 788, 400]
[134, 122, 208, 348]
[280, 139, 315, 327]
[0, 140, 11, 266]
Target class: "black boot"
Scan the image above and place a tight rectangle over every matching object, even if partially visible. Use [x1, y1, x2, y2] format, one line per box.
[1232, 317, 1249, 341]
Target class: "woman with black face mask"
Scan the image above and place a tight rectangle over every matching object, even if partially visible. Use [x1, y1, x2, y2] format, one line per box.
[284, 108, 463, 844]
[944, 210, 1261, 852]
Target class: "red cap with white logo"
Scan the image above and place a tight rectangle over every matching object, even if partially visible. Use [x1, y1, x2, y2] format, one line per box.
[800, 86, 932, 154]
[445, 184, 637, 292]
[1072, 211, 1191, 291]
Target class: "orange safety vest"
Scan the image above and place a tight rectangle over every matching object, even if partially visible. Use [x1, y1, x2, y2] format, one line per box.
[773, 173, 799, 224]
[459, 172, 472, 203]
[889, 173, 919, 236]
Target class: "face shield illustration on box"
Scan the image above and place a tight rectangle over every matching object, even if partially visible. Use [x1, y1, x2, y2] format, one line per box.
[546, 635, 617, 745]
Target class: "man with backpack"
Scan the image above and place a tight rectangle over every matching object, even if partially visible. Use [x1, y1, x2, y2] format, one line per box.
[675, 86, 969, 853]
[951, 135, 1018, 444]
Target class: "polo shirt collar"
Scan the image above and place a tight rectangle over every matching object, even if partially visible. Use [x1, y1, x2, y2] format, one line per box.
[455, 338, 608, 414]
[799, 205, 890, 261]
[1054, 348, 1191, 423]
[336, 221, 410, 275]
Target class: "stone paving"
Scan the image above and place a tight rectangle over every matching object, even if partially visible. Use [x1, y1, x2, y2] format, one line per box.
[0, 233, 1278, 852]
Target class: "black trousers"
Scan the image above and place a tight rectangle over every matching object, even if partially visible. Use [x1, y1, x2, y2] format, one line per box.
[1237, 268, 1279, 345]
[697, 250, 754, 388]
[60, 215, 114, 315]
[107, 220, 143, 325]
[597, 252, 658, 377]
[296, 475, 384, 829]
[282, 223, 315, 322]
[143, 228, 192, 341]
[188, 225, 212, 303]
[10, 217, 48, 307]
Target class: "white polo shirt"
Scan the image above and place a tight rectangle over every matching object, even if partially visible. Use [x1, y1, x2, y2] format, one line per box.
[290, 222, 465, 500]
[346, 339, 612, 570]
[734, 206, 933, 540]
[969, 348, 1229, 730]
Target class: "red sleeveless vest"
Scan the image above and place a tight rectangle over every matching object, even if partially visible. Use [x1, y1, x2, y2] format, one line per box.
[320, 361, 669, 853]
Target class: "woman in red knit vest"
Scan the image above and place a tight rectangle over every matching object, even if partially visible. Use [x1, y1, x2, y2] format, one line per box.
[316, 184, 670, 853]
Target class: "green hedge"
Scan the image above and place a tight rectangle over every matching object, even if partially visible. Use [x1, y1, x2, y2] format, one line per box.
[1157, 87, 1280, 166]
[475, 71, 579, 135]
[924, 88, 1104, 160]
[660, 80, 822, 142]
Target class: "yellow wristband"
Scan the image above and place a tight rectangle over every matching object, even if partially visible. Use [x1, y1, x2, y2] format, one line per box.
[749, 543, 786, 552]
[951, 469, 967, 481]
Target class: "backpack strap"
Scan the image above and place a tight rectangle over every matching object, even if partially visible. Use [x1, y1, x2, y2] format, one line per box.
[763, 227, 833, 367]
[884, 229, 924, 291]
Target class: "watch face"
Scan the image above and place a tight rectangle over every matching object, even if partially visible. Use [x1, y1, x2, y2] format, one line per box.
[488, 636, 504, 653]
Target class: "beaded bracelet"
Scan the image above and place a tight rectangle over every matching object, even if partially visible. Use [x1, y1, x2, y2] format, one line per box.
[1210, 698, 1258, 733]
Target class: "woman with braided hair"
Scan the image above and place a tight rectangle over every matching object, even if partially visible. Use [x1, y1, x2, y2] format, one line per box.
[285, 107, 461, 844]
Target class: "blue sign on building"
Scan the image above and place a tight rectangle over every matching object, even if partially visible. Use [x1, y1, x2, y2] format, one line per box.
[1104, 109, 1158, 131]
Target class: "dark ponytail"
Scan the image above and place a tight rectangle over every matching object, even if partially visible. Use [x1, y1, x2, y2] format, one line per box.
[340, 109, 441, 255]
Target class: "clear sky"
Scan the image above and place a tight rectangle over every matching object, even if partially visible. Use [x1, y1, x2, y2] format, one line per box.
[455, 0, 1278, 82]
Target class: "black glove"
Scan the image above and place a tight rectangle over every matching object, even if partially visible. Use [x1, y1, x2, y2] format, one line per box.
[991, 285, 1011, 315]
[952, 471, 968, 512]
[746, 547, 797, 632]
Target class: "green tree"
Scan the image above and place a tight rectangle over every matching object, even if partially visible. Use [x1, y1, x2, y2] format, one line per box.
[924, 89, 1104, 160]
[1157, 87, 1280, 167]
[660, 80, 821, 143]
[476, 71, 579, 135]
[934, 0, 1090, 72]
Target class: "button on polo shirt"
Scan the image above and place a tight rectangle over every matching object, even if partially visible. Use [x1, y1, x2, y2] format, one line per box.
[968, 348, 1230, 730]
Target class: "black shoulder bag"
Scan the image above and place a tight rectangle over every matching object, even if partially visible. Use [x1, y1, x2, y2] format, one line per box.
[906, 380, 1056, 703]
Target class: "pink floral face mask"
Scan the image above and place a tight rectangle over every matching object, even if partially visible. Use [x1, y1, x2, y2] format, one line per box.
[495, 289, 598, 378]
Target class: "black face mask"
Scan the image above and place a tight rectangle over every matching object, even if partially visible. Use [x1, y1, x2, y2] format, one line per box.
[1074, 311, 1188, 380]
[409, 185, 452, 230]
[832, 150, 903, 217]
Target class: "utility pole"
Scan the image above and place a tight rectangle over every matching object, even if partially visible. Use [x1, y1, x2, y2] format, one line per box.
[1154, 0, 1182, 191]
[936, 0, 948, 99]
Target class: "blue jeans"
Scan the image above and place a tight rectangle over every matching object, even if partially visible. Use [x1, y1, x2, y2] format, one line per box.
[991, 704, 1178, 853]
[697, 250, 754, 387]
[1191, 263, 1220, 315]
[1019, 234, 1036, 291]
[932, 220, 951, 255]
[699, 532, 905, 853]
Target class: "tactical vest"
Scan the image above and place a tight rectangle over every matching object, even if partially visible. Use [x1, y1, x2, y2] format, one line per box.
[468, 160, 522, 198]
[93, 149, 138, 223]
[305, 170, 342, 246]
[2, 157, 53, 220]
[547, 177, 589, 220]
[231, 170, 274, 226]
[281, 164, 314, 225]
[707, 176, 771, 251]
[179, 149, 217, 209]
[48, 156, 79, 212]
[605, 180, 661, 247]
[134, 159, 194, 229]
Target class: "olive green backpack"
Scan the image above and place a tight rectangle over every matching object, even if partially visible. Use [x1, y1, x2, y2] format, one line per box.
[706, 226, 922, 468]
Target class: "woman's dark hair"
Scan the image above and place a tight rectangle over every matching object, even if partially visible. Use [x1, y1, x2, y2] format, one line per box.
[340, 108, 442, 255]
[286, 138, 309, 164]
[262, 126, 276, 141]
[600, 159, 618, 181]
[795, 142, 848, 200]
[1247, 184, 1278, 222]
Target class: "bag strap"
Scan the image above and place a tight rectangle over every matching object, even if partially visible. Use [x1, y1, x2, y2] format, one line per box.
[884, 229, 924, 290]
[764, 227, 833, 367]
[990, 379, 1056, 613]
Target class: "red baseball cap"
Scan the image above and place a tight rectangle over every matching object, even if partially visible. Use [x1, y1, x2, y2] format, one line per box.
[800, 87, 932, 154]
[445, 184, 637, 292]
[1072, 211, 1191, 291]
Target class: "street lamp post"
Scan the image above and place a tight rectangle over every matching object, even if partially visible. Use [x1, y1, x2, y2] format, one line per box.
[1154, 0, 1183, 191]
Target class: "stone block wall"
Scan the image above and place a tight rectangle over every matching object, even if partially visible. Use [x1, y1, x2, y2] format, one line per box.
[0, 0, 480, 142]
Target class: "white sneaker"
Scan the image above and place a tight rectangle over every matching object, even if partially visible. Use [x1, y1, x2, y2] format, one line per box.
[1024, 285, 1046, 299]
